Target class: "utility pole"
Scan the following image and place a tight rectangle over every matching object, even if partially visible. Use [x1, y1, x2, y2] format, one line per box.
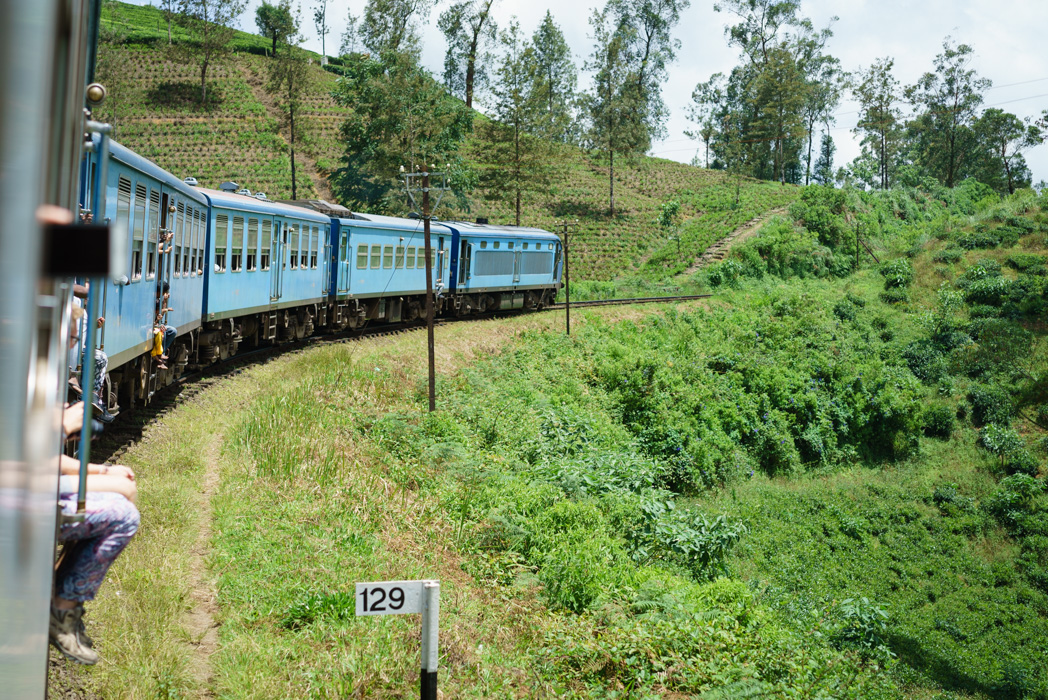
[403, 167, 449, 412]
[558, 220, 577, 336]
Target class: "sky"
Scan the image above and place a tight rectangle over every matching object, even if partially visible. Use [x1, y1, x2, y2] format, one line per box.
[138, 0, 1048, 184]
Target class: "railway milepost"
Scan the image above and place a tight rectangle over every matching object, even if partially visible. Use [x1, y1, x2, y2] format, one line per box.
[356, 579, 441, 699]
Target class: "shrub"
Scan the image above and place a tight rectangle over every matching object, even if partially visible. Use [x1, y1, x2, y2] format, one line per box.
[1006, 253, 1046, 271]
[904, 340, 948, 384]
[880, 287, 909, 304]
[933, 247, 964, 264]
[957, 231, 1001, 249]
[833, 597, 894, 661]
[923, 403, 955, 438]
[880, 258, 914, 288]
[968, 385, 1014, 426]
[964, 276, 1009, 306]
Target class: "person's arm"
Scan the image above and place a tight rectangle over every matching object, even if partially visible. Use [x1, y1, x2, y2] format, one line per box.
[58, 454, 134, 480]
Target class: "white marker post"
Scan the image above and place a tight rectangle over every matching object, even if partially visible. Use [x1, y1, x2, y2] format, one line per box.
[356, 579, 440, 700]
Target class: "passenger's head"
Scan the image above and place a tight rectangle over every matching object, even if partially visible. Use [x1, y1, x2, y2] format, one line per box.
[162, 282, 170, 295]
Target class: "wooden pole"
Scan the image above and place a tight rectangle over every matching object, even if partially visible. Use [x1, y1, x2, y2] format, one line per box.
[422, 172, 436, 412]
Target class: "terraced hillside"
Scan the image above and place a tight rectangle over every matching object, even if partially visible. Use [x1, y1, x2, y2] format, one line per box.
[97, 1, 797, 280]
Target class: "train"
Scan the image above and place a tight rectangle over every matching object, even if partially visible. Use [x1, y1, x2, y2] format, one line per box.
[85, 138, 564, 412]
[0, 2, 561, 696]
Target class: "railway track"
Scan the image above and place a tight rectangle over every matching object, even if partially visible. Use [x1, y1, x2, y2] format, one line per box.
[549, 294, 713, 309]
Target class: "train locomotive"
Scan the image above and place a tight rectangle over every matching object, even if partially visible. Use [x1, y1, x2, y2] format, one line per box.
[85, 136, 564, 412]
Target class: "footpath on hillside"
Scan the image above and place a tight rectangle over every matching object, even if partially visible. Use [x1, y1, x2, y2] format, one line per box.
[682, 206, 789, 276]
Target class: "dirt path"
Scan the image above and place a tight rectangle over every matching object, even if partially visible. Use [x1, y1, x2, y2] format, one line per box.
[682, 206, 790, 276]
[183, 432, 222, 697]
[235, 62, 338, 204]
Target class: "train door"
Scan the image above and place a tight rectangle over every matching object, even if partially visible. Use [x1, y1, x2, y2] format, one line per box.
[270, 219, 285, 301]
[436, 236, 446, 286]
[459, 241, 471, 284]
[512, 247, 522, 284]
[337, 227, 350, 294]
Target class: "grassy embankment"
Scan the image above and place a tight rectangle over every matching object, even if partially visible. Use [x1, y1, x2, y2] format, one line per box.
[98, 1, 797, 284]
[68, 183, 1048, 698]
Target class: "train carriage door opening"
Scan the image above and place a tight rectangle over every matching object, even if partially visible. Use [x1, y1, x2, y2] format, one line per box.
[337, 227, 350, 293]
[271, 220, 285, 301]
[459, 241, 471, 283]
[437, 237, 445, 286]
[160, 192, 172, 287]
[513, 245, 522, 284]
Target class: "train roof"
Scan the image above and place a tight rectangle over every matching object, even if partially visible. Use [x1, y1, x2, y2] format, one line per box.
[439, 221, 560, 239]
[337, 212, 454, 235]
[198, 188, 333, 222]
[107, 139, 208, 206]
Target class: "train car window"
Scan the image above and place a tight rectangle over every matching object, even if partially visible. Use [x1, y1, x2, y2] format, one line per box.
[287, 226, 297, 268]
[406, 246, 415, 269]
[523, 242, 528, 250]
[133, 183, 146, 279]
[214, 214, 228, 272]
[508, 241, 514, 249]
[339, 231, 348, 263]
[247, 218, 258, 271]
[231, 216, 244, 272]
[192, 208, 201, 275]
[480, 241, 487, 249]
[174, 202, 184, 276]
[186, 207, 194, 276]
[383, 245, 393, 269]
[261, 219, 272, 270]
[416, 247, 426, 269]
[147, 189, 160, 279]
[311, 226, 319, 268]
[299, 223, 309, 269]
[370, 244, 380, 269]
[548, 243, 554, 250]
[356, 244, 367, 269]
[493, 241, 499, 249]
[394, 245, 404, 269]
[117, 176, 135, 279]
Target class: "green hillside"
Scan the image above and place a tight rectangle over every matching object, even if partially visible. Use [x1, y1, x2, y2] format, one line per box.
[95, 1, 797, 281]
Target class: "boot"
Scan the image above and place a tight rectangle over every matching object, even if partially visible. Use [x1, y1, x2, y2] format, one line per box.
[91, 395, 115, 424]
[49, 605, 98, 665]
[76, 604, 94, 649]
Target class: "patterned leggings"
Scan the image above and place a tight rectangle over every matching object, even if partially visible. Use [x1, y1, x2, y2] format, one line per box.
[55, 491, 139, 602]
[91, 349, 108, 394]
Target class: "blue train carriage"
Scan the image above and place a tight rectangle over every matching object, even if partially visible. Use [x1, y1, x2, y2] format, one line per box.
[198, 187, 332, 352]
[329, 213, 455, 328]
[83, 138, 210, 410]
[443, 221, 563, 314]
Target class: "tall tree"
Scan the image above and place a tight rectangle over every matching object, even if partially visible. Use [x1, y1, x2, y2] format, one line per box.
[160, 0, 177, 44]
[476, 19, 556, 225]
[972, 109, 1043, 194]
[313, 0, 329, 60]
[812, 130, 834, 185]
[361, 0, 436, 57]
[267, 6, 311, 199]
[750, 44, 808, 184]
[611, 0, 690, 142]
[255, 1, 294, 56]
[686, 73, 725, 168]
[715, 0, 803, 68]
[339, 9, 360, 56]
[853, 57, 904, 189]
[438, 0, 498, 109]
[586, 5, 648, 217]
[176, 0, 245, 102]
[528, 11, 578, 143]
[795, 25, 841, 185]
[331, 52, 473, 210]
[905, 38, 991, 188]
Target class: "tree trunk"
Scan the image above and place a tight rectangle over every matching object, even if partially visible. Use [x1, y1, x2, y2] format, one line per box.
[609, 149, 615, 217]
[805, 115, 815, 186]
[289, 91, 297, 199]
[514, 124, 521, 226]
[200, 61, 207, 103]
[272, 33, 277, 56]
[167, 18, 171, 44]
[1003, 151, 1014, 195]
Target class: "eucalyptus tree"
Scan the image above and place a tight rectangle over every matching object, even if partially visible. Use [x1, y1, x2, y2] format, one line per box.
[438, 0, 498, 109]
[175, 0, 245, 103]
[313, 0, 329, 60]
[904, 38, 991, 188]
[686, 74, 724, 168]
[529, 11, 578, 143]
[476, 19, 557, 225]
[972, 109, 1043, 194]
[160, 0, 177, 43]
[256, 1, 295, 56]
[361, 0, 436, 56]
[585, 5, 648, 217]
[853, 57, 904, 189]
[812, 131, 834, 185]
[332, 52, 473, 211]
[339, 9, 360, 56]
[267, 8, 311, 199]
